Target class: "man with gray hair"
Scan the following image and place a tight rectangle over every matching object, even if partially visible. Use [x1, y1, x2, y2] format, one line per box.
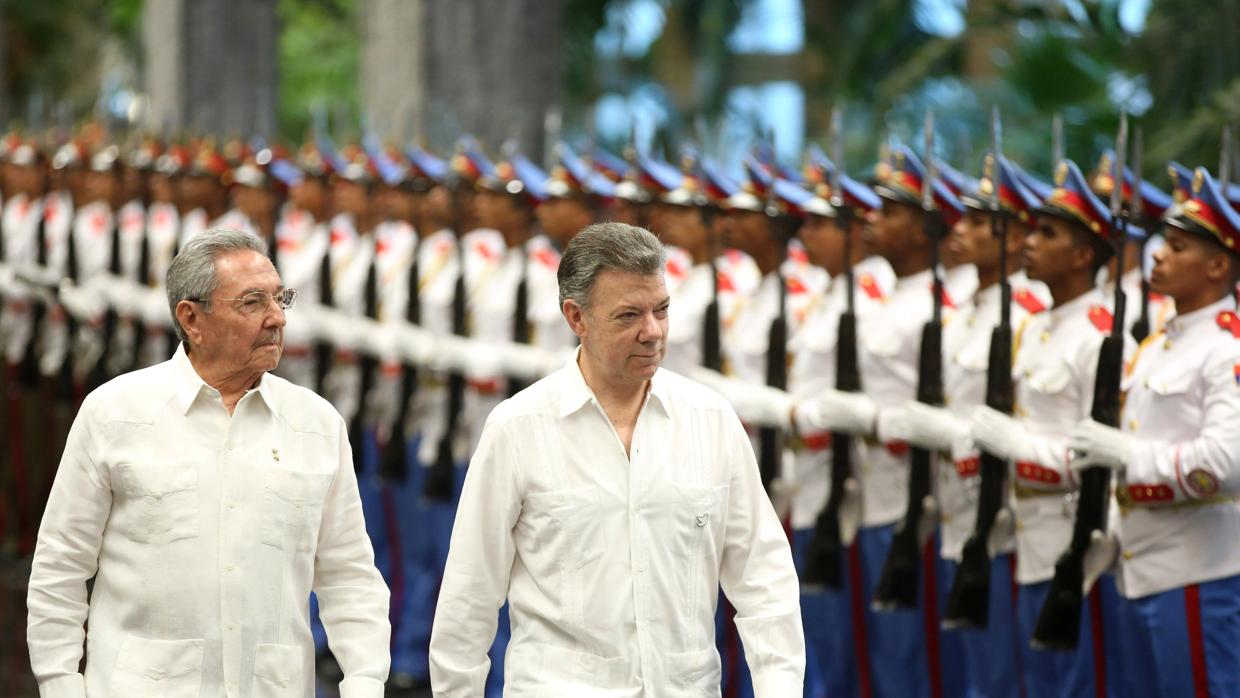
[26, 228, 391, 697]
[429, 222, 804, 696]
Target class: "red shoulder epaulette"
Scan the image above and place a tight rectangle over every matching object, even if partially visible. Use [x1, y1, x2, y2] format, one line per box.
[786, 275, 808, 295]
[939, 284, 955, 309]
[858, 273, 883, 300]
[1216, 310, 1240, 339]
[473, 239, 499, 261]
[534, 247, 559, 270]
[1013, 287, 1046, 315]
[1088, 305, 1113, 333]
[665, 256, 686, 280]
[716, 270, 735, 293]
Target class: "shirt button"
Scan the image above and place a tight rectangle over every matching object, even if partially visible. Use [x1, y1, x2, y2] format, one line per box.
[226, 565, 235, 572]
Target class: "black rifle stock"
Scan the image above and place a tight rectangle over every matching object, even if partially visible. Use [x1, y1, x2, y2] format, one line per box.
[758, 275, 788, 491]
[804, 203, 861, 589]
[1032, 250, 1126, 650]
[873, 216, 946, 610]
[425, 187, 469, 501]
[380, 237, 420, 482]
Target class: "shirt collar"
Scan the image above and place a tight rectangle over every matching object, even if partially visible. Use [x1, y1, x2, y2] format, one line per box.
[170, 343, 278, 416]
[557, 347, 670, 419]
[1165, 294, 1238, 338]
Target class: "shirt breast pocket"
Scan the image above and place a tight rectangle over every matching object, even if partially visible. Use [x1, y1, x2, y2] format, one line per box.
[521, 486, 602, 572]
[115, 462, 200, 545]
[667, 484, 729, 562]
[259, 468, 334, 553]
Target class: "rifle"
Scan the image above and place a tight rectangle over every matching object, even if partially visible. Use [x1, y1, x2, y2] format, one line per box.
[507, 241, 531, 397]
[349, 240, 379, 472]
[1032, 115, 1131, 650]
[943, 107, 1016, 628]
[803, 105, 859, 589]
[873, 112, 947, 610]
[18, 200, 50, 388]
[757, 141, 789, 492]
[314, 229, 335, 396]
[1129, 129, 1152, 343]
[424, 173, 469, 501]
[380, 229, 420, 482]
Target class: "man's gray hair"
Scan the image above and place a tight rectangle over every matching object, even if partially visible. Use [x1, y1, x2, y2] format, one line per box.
[166, 228, 269, 345]
[557, 222, 667, 310]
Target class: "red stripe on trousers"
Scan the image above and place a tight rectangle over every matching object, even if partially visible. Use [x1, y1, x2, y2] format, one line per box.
[723, 599, 740, 698]
[1185, 584, 1210, 698]
[922, 541, 943, 698]
[1089, 584, 1106, 698]
[848, 542, 873, 698]
[1010, 555, 1027, 698]
[380, 484, 405, 631]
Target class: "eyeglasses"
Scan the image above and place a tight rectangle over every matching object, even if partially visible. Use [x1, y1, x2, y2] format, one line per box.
[190, 288, 299, 315]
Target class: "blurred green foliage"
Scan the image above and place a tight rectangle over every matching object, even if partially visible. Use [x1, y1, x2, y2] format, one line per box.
[277, 0, 360, 143]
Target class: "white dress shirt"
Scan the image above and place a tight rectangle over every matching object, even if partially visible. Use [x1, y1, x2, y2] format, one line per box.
[27, 345, 390, 698]
[429, 354, 804, 697]
[1115, 295, 1240, 598]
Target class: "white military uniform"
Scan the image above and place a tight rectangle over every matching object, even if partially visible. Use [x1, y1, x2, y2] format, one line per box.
[662, 246, 761, 376]
[367, 219, 418, 443]
[108, 199, 146, 374]
[70, 200, 116, 380]
[38, 192, 74, 377]
[937, 272, 1050, 560]
[1114, 296, 1240, 598]
[271, 206, 328, 390]
[413, 227, 461, 467]
[138, 200, 181, 367]
[788, 256, 895, 529]
[525, 233, 577, 356]
[1008, 287, 1124, 584]
[0, 193, 44, 364]
[321, 213, 374, 424]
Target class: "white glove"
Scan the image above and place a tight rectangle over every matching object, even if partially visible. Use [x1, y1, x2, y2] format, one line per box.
[988, 507, 1015, 557]
[794, 389, 878, 435]
[1083, 529, 1120, 594]
[839, 477, 862, 546]
[917, 494, 939, 548]
[970, 405, 1028, 462]
[1069, 420, 1132, 472]
[883, 401, 968, 452]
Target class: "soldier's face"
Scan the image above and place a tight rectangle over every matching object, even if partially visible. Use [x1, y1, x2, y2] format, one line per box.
[565, 269, 669, 388]
[539, 197, 592, 248]
[474, 190, 516, 231]
[799, 215, 844, 275]
[865, 199, 919, 260]
[727, 210, 769, 256]
[189, 250, 287, 374]
[331, 179, 369, 219]
[950, 209, 997, 268]
[150, 173, 176, 203]
[1024, 215, 1093, 284]
[290, 179, 325, 216]
[661, 205, 709, 255]
[82, 170, 118, 207]
[1150, 227, 1234, 302]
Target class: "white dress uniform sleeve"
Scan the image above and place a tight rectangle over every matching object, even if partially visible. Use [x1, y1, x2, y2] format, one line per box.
[717, 409, 805, 696]
[313, 417, 392, 698]
[1124, 345, 1240, 500]
[26, 397, 110, 698]
[428, 416, 522, 696]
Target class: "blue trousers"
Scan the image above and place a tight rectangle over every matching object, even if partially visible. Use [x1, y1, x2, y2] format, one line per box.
[1016, 574, 1124, 698]
[939, 555, 1021, 698]
[1111, 574, 1240, 698]
[857, 523, 966, 698]
[791, 527, 863, 698]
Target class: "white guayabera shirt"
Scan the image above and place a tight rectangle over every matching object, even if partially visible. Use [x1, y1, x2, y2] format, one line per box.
[27, 344, 390, 698]
[429, 353, 805, 697]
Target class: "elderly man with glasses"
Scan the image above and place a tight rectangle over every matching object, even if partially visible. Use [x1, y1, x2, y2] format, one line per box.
[26, 228, 391, 698]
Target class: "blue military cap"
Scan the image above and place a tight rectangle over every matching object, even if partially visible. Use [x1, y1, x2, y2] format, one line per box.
[1035, 159, 1112, 236]
[361, 134, 409, 188]
[635, 152, 683, 197]
[935, 157, 978, 200]
[1167, 161, 1195, 204]
[771, 178, 835, 218]
[1166, 167, 1240, 254]
[1088, 149, 1171, 221]
[959, 153, 1042, 224]
[451, 136, 498, 187]
[268, 158, 305, 188]
[545, 143, 616, 199]
[404, 145, 448, 184]
[873, 144, 964, 226]
[591, 147, 631, 183]
[804, 145, 882, 214]
[494, 152, 548, 204]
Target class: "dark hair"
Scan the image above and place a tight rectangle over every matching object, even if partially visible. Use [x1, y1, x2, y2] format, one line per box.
[557, 222, 666, 310]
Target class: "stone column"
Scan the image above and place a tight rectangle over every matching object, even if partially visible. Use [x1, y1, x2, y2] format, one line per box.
[360, 0, 562, 155]
[142, 0, 278, 138]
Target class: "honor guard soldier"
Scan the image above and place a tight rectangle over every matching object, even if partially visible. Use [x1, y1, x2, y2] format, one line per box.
[176, 142, 230, 247]
[886, 152, 1050, 697]
[1070, 167, 1240, 698]
[532, 142, 616, 354]
[970, 160, 1128, 697]
[793, 143, 966, 698]
[1090, 150, 1177, 338]
[787, 155, 894, 698]
[270, 143, 334, 391]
